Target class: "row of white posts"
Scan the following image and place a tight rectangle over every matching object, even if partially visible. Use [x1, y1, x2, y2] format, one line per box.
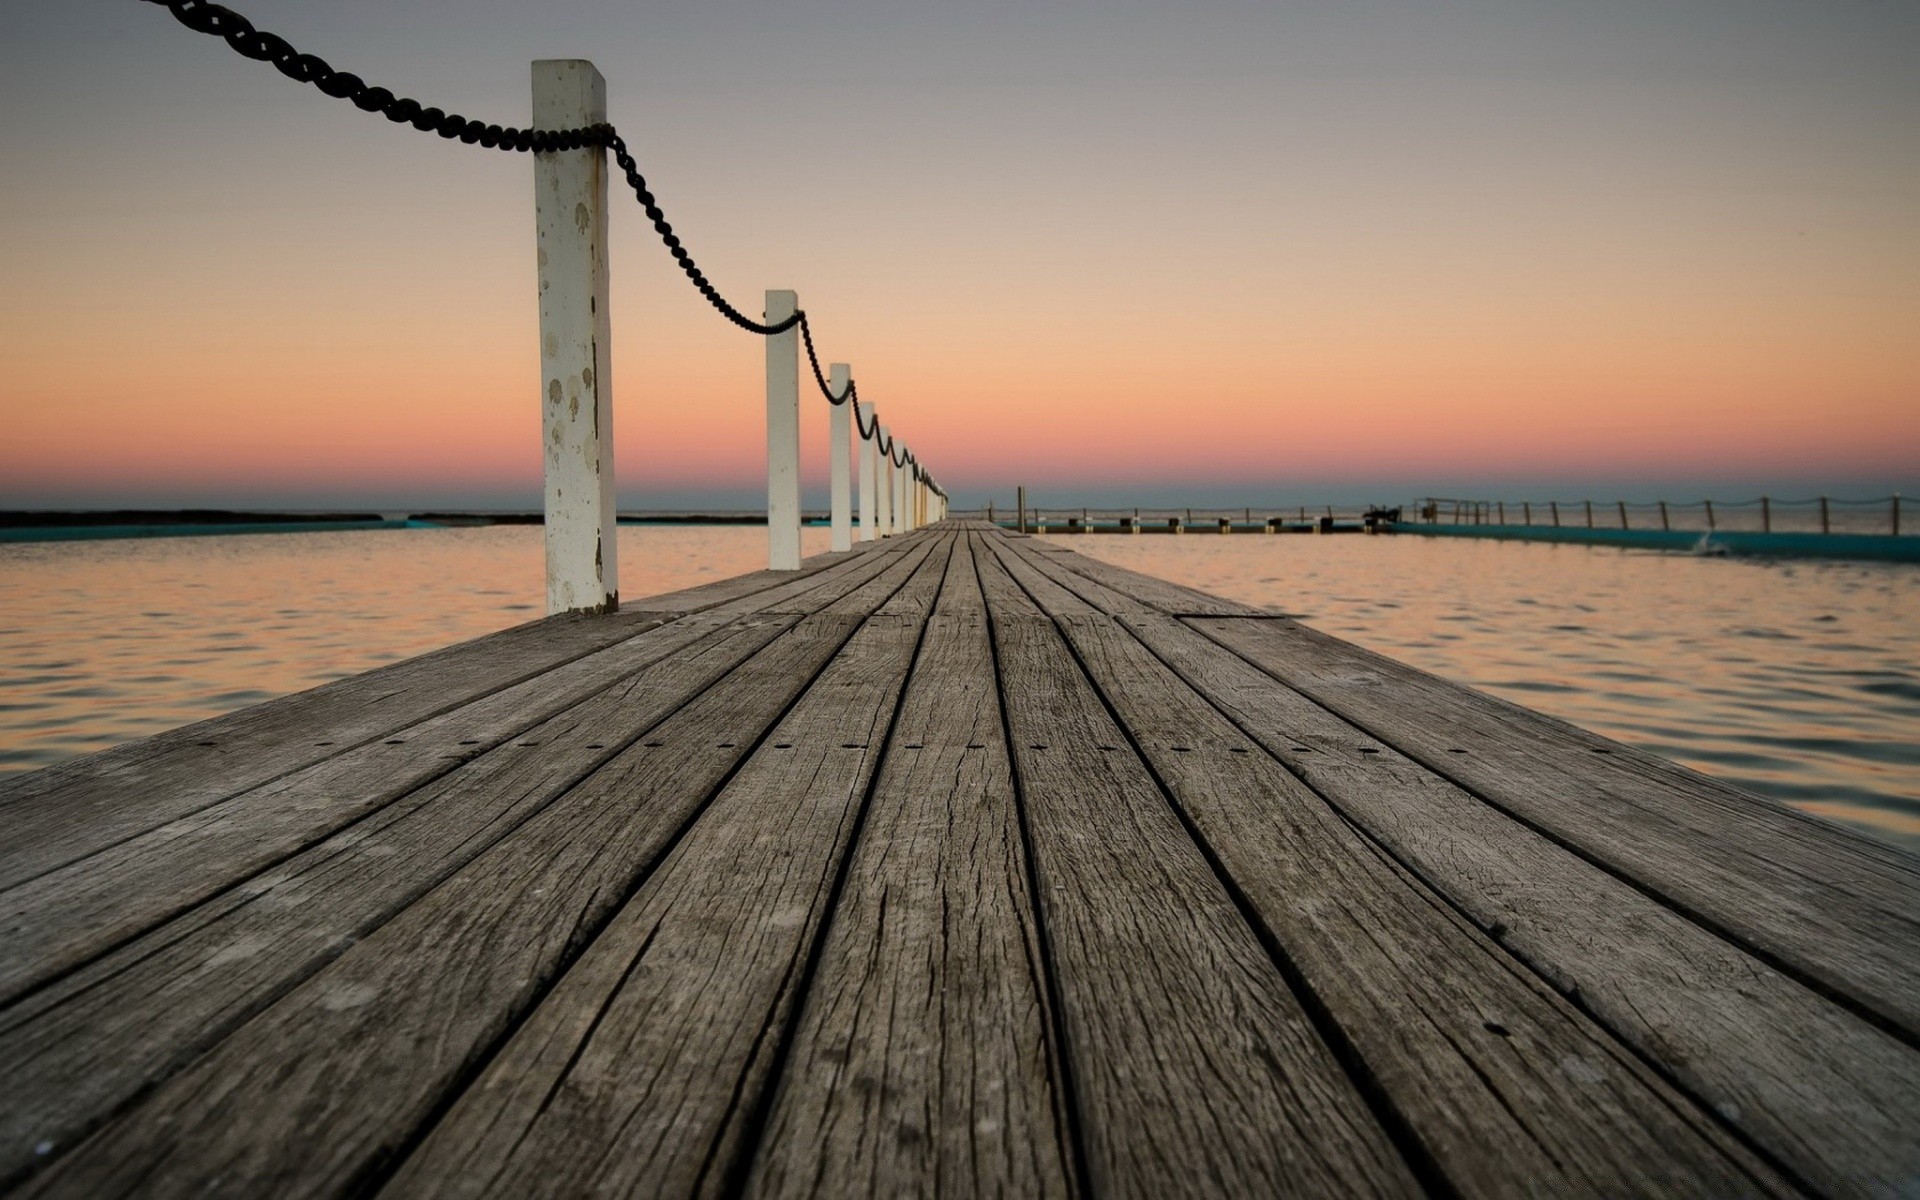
[532, 60, 943, 615]
[763, 288, 947, 567]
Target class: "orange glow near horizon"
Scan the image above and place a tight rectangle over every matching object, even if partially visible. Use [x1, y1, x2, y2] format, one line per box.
[3, 2, 1916, 506]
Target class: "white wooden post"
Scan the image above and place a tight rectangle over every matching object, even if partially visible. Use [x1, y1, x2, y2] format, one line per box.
[765, 289, 801, 570]
[829, 364, 852, 552]
[894, 449, 909, 532]
[857, 402, 877, 541]
[877, 425, 894, 536]
[533, 60, 617, 615]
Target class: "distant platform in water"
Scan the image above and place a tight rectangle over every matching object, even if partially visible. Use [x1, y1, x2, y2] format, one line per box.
[3, 522, 1915, 1195]
[1395, 521, 1920, 563]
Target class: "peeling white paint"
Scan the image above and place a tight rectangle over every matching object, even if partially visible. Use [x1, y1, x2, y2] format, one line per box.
[533, 60, 618, 614]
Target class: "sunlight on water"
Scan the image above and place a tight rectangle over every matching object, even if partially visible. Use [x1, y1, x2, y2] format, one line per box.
[0, 525, 826, 776]
[2, 525, 1915, 854]
[1067, 532, 1920, 851]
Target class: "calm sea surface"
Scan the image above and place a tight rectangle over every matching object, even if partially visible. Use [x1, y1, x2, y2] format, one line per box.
[2, 526, 1915, 852]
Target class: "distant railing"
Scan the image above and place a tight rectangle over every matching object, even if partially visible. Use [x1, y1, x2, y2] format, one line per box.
[952, 500, 1398, 534]
[1413, 496, 1906, 537]
[143, 0, 947, 616]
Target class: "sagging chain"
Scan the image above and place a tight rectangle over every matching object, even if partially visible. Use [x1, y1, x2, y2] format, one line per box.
[799, 316, 854, 404]
[603, 133, 802, 337]
[141, 0, 603, 152]
[143, 0, 941, 495]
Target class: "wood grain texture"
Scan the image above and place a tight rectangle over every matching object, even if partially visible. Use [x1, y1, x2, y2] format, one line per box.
[382, 535, 956, 1199]
[9, 521, 1912, 1196]
[0, 615, 743, 1005]
[743, 536, 1075, 1199]
[996, 533, 1920, 1195]
[1019, 537, 1270, 616]
[975, 542, 1418, 1199]
[0, 538, 920, 1005]
[617, 538, 883, 615]
[0, 613, 799, 1191]
[7, 543, 941, 1197]
[0, 540, 885, 893]
[1191, 615, 1920, 1041]
[988, 537, 1786, 1197]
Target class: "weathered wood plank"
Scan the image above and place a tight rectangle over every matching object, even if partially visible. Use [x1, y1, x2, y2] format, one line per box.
[1191, 614, 1920, 1040]
[617, 539, 883, 615]
[973, 541, 1417, 1198]
[0, 617, 741, 1005]
[995, 533, 1920, 1195]
[0, 539, 896, 892]
[987, 537, 1786, 1196]
[384, 535, 957, 1198]
[744, 536, 1075, 1199]
[0, 614, 799, 1191]
[0, 539, 919, 1004]
[1017, 535, 1270, 616]
[3, 540, 943, 1195]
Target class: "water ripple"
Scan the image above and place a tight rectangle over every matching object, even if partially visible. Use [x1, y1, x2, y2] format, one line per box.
[1076, 534, 1920, 852]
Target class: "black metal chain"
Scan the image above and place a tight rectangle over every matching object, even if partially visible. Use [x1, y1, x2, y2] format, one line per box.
[143, 0, 942, 497]
[603, 133, 803, 337]
[799, 315, 855, 404]
[141, 0, 606, 152]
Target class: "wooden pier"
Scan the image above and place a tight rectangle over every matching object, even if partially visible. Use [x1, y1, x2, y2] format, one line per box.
[3, 522, 1917, 1198]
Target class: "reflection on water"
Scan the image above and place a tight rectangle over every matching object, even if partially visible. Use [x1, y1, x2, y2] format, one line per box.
[0, 525, 825, 776]
[3, 526, 1915, 853]
[1069, 533, 1920, 851]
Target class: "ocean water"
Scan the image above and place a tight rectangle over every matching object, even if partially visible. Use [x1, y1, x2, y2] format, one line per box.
[1, 525, 1915, 852]
[0, 525, 826, 774]
[1069, 532, 1920, 851]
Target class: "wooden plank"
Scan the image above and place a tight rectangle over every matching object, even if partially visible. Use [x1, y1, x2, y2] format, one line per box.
[972, 540, 1418, 1198]
[0, 613, 800, 1192]
[1190, 615, 1920, 1040]
[985, 538, 1786, 1195]
[0, 540, 923, 1003]
[0, 538, 898, 892]
[743, 535, 1075, 1198]
[385, 534, 958, 1198]
[994, 534, 1920, 1195]
[1017, 535, 1270, 616]
[0, 614, 759, 1005]
[613, 536, 881, 615]
[8, 537, 946, 1197]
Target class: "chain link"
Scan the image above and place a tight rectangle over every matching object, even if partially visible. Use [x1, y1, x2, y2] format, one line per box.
[142, 0, 606, 152]
[144, 0, 942, 499]
[799, 315, 854, 404]
[603, 133, 804, 336]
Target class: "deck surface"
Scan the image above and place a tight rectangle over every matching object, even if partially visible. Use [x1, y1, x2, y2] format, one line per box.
[3, 522, 1918, 1198]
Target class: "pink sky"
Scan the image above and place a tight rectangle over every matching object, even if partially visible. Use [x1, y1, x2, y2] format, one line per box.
[2, 1, 1914, 509]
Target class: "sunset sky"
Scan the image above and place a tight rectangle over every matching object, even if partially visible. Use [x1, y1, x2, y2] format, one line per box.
[2, 0, 1914, 511]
